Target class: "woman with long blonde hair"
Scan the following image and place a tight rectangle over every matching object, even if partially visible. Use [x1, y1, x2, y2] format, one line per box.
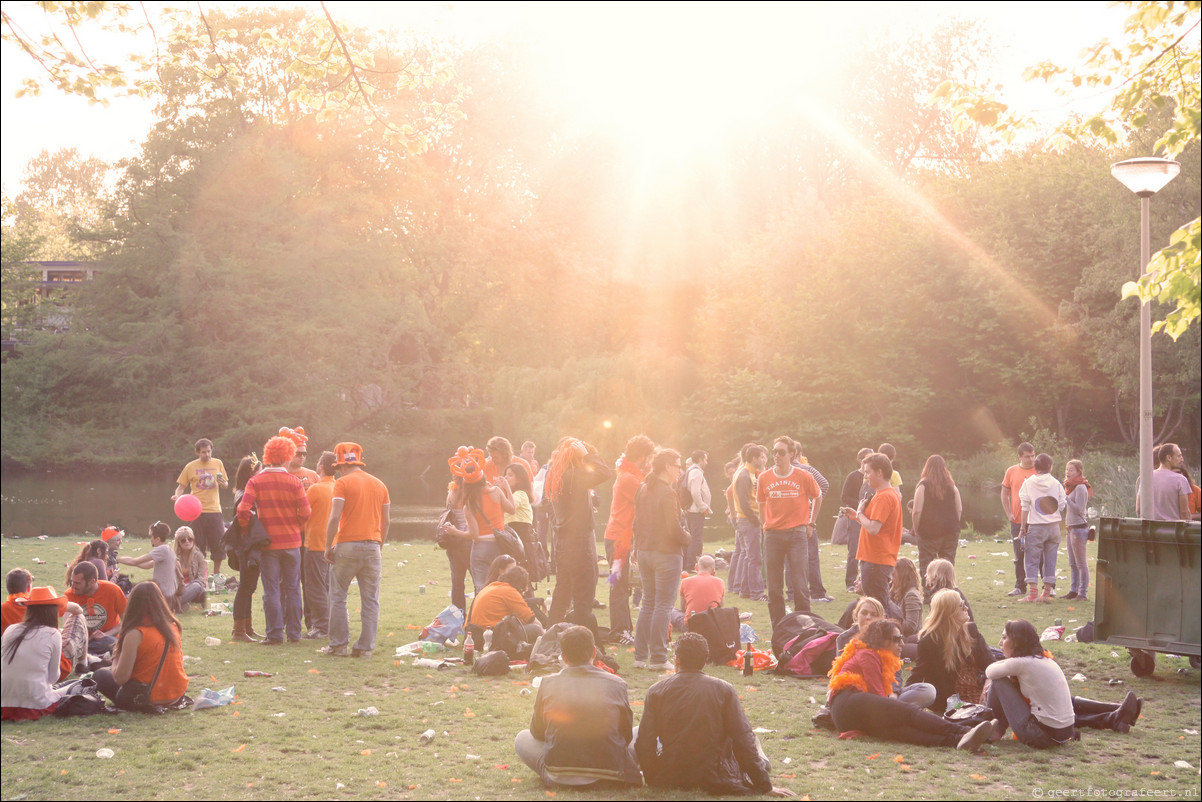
[908, 588, 994, 713]
[173, 526, 209, 609]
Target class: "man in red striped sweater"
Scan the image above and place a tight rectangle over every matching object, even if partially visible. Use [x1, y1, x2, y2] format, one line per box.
[237, 435, 311, 645]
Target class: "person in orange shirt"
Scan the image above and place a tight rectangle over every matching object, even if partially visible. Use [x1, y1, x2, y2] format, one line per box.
[2, 570, 84, 681]
[303, 451, 337, 640]
[757, 437, 821, 626]
[840, 453, 903, 610]
[93, 582, 188, 711]
[65, 561, 127, 656]
[322, 442, 390, 658]
[603, 434, 656, 646]
[1000, 443, 1037, 597]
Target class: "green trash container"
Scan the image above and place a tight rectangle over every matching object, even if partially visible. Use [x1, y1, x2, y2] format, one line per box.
[1094, 517, 1201, 676]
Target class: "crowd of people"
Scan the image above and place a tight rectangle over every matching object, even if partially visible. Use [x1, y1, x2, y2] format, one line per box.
[4, 428, 1195, 796]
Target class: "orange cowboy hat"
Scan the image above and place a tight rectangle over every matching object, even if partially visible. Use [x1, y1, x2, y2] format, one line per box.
[17, 586, 69, 614]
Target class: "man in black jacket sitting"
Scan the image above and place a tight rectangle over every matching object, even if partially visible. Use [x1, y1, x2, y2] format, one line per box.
[635, 633, 795, 797]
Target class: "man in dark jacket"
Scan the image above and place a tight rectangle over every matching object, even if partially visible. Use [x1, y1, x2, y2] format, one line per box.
[636, 632, 794, 796]
[515, 626, 641, 788]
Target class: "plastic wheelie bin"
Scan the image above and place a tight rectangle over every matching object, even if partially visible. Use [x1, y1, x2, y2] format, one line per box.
[1094, 517, 1201, 676]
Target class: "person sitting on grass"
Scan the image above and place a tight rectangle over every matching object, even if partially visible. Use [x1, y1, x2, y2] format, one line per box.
[908, 589, 994, 714]
[65, 540, 109, 585]
[827, 619, 999, 752]
[1, 587, 88, 721]
[93, 582, 189, 712]
[985, 619, 1142, 748]
[173, 526, 209, 610]
[636, 632, 793, 796]
[515, 625, 642, 789]
[468, 565, 544, 645]
[117, 521, 178, 603]
[923, 558, 973, 618]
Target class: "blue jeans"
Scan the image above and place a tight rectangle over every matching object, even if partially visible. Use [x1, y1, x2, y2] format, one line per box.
[764, 527, 809, 626]
[1024, 523, 1060, 588]
[260, 547, 302, 641]
[329, 541, 382, 651]
[1066, 525, 1089, 597]
[633, 549, 683, 664]
[732, 519, 764, 596]
[470, 537, 500, 594]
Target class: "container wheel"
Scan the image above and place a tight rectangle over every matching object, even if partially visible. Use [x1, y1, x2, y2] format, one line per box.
[1190, 656, 1200, 670]
[1130, 649, 1156, 677]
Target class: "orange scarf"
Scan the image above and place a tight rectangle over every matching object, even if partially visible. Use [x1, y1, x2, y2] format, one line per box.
[827, 639, 902, 698]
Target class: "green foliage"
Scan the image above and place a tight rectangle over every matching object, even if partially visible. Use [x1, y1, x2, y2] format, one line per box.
[936, 1, 1201, 337]
[0, 195, 45, 339]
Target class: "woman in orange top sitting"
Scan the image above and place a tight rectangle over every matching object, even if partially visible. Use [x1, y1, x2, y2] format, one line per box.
[94, 582, 189, 710]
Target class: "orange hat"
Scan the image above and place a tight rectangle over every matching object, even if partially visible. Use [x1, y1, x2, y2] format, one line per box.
[101, 526, 123, 542]
[18, 586, 69, 614]
[448, 446, 485, 484]
[279, 426, 309, 448]
[334, 442, 366, 467]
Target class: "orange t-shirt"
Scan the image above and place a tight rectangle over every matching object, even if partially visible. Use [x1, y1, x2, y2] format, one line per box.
[468, 582, 533, 628]
[305, 476, 336, 551]
[1003, 465, 1037, 522]
[1, 594, 26, 633]
[472, 490, 506, 535]
[332, 469, 390, 544]
[856, 487, 904, 567]
[129, 625, 189, 704]
[756, 467, 821, 529]
[65, 580, 127, 633]
[291, 466, 320, 491]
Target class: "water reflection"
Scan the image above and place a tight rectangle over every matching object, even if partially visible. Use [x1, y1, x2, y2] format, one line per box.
[1, 471, 443, 541]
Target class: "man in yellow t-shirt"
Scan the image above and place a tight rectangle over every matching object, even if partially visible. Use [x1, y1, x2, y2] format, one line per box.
[173, 438, 228, 576]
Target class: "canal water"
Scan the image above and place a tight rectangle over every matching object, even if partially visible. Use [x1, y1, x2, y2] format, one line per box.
[2, 469, 1008, 541]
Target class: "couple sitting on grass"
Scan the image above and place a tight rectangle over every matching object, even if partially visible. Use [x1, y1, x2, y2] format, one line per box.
[515, 626, 794, 796]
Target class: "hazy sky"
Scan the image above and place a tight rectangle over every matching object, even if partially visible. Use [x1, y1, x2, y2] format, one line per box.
[0, 1, 1128, 190]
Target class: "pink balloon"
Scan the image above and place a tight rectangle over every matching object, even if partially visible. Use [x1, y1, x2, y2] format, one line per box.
[174, 494, 203, 522]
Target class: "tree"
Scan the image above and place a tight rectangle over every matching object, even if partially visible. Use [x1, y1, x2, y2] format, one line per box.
[0, 1, 461, 152]
[13, 147, 110, 259]
[1, 194, 45, 340]
[934, 0, 1201, 339]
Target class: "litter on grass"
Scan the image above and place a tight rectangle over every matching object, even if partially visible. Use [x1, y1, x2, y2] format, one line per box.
[192, 686, 236, 710]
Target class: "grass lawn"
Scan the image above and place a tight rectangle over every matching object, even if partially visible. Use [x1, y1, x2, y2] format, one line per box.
[2, 530, 1199, 800]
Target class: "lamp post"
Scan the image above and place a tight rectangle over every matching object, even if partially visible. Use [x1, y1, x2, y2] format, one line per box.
[1110, 156, 1180, 519]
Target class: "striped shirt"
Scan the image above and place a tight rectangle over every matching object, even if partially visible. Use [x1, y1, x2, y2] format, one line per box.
[237, 468, 310, 550]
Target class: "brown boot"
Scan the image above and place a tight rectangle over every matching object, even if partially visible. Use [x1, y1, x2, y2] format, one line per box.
[231, 619, 258, 643]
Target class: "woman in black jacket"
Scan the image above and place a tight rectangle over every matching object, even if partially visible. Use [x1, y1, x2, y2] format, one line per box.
[907, 589, 994, 714]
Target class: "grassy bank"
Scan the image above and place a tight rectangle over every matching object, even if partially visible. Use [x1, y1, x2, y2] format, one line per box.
[2, 532, 1199, 800]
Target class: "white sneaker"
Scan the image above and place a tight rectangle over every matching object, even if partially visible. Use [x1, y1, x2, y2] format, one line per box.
[632, 659, 647, 669]
[648, 661, 674, 671]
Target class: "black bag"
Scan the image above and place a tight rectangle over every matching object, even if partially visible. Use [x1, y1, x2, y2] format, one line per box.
[771, 611, 842, 661]
[473, 650, 510, 676]
[53, 678, 106, 717]
[115, 640, 169, 713]
[434, 509, 454, 550]
[490, 614, 531, 661]
[527, 622, 572, 674]
[493, 526, 525, 561]
[687, 603, 740, 664]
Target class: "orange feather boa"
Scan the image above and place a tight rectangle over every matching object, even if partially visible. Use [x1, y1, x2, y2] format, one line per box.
[827, 639, 902, 698]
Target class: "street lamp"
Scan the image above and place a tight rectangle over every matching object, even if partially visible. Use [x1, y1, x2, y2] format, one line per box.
[1110, 156, 1180, 519]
